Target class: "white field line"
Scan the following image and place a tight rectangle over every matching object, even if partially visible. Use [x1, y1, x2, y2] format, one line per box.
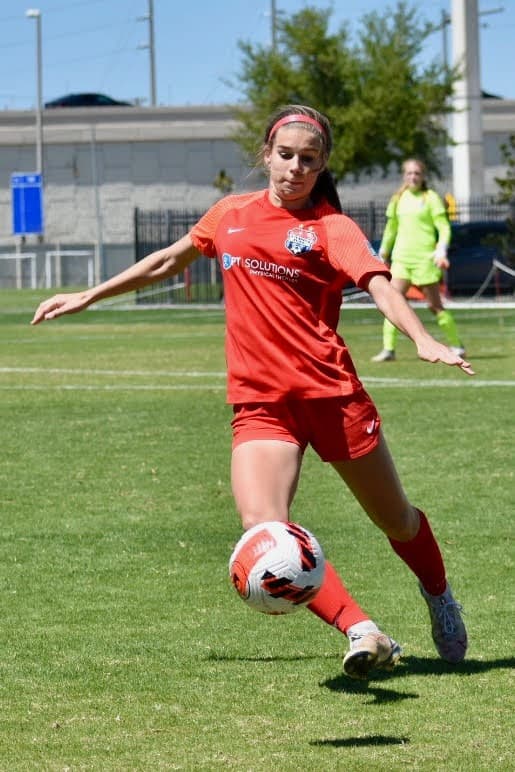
[95, 300, 515, 311]
[0, 384, 226, 391]
[0, 366, 513, 389]
[363, 376, 515, 387]
[0, 366, 225, 377]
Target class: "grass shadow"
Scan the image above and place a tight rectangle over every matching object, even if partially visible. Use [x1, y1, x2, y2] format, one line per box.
[380, 655, 515, 678]
[322, 670, 419, 704]
[321, 655, 515, 700]
[457, 353, 508, 361]
[207, 652, 515, 674]
[310, 735, 410, 748]
[206, 651, 337, 664]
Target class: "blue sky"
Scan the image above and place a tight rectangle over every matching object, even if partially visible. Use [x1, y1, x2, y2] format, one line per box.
[1, 0, 514, 110]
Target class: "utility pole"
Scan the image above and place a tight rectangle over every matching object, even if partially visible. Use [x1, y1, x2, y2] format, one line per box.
[451, 0, 484, 208]
[137, 0, 157, 106]
[442, 8, 449, 69]
[433, 5, 504, 69]
[270, 0, 277, 52]
[432, 4, 505, 208]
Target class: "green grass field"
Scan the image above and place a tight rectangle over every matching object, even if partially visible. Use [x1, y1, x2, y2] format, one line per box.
[0, 290, 513, 770]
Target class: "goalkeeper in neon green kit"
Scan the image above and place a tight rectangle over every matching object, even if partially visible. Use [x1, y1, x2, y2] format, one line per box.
[372, 158, 465, 362]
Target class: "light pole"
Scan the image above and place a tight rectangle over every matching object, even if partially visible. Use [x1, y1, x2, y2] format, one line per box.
[26, 8, 43, 178]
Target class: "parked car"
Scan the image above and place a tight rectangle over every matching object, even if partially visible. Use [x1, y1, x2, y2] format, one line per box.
[447, 220, 513, 296]
[44, 92, 132, 108]
[370, 221, 513, 296]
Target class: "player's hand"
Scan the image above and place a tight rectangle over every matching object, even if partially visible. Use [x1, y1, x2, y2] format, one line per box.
[31, 291, 91, 325]
[416, 336, 475, 376]
[433, 245, 450, 270]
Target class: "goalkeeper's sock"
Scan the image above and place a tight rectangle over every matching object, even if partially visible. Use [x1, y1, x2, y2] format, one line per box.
[388, 509, 447, 596]
[436, 309, 462, 348]
[307, 560, 369, 633]
[383, 318, 398, 352]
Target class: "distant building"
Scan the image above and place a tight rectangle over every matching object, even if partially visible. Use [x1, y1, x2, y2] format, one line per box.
[0, 101, 513, 250]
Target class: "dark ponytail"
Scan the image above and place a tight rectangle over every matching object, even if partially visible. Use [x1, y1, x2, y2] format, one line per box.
[312, 168, 342, 213]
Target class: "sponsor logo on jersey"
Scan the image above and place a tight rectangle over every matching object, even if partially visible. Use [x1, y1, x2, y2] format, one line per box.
[245, 258, 300, 281]
[221, 252, 300, 282]
[222, 253, 239, 270]
[285, 225, 317, 255]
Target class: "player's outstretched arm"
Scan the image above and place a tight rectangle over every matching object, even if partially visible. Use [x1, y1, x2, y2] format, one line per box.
[367, 274, 475, 375]
[31, 235, 199, 325]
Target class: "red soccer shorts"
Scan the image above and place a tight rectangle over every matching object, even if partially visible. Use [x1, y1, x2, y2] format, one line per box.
[231, 391, 381, 462]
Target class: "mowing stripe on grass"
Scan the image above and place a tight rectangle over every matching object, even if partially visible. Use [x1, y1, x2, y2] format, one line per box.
[0, 369, 513, 391]
[0, 384, 227, 391]
[363, 376, 515, 387]
[0, 367, 225, 378]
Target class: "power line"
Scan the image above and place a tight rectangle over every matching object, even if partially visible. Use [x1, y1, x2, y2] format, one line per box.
[0, 20, 135, 52]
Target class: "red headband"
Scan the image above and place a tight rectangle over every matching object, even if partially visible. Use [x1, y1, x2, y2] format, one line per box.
[269, 114, 327, 140]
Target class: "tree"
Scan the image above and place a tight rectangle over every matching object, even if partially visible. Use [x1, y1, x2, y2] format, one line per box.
[231, 2, 457, 181]
[213, 169, 234, 195]
[494, 134, 515, 266]
[495, 135, 515, 204]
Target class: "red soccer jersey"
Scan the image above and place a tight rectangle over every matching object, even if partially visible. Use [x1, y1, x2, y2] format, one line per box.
[189, 190, 389, 403]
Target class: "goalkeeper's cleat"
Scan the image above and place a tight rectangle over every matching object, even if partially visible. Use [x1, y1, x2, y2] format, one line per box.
[371, 349, 396, 362]
[419, 582, 467, 663]
[343, 631, 402, 680]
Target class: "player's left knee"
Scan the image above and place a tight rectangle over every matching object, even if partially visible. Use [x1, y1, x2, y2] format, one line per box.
[385, 505, 420, 541]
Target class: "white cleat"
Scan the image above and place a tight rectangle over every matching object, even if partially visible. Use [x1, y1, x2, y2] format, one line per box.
[343, 631, 403, 680]
[371, 349, 396, 363]
[419, 583, 468, 663]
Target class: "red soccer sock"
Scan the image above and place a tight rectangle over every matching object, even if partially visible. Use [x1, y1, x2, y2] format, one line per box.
[307, 560, 369, 634]
[388, 509, 447, 596]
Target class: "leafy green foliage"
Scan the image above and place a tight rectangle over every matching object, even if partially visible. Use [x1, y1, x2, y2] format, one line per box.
[493, 134, 515, 265]
[495, 134, 515, 203]
[231, 2, 457, 179]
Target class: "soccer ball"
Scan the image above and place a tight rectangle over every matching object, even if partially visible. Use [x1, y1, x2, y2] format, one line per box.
[229, 521, 325, 615]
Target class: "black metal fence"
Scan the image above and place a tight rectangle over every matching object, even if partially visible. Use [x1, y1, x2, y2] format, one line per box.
[134, 208, 222, 303]
[344, 196, 511, 241]
[134, 197, 512, 304]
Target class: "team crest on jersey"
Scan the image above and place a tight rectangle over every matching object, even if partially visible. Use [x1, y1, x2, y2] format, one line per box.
[285, 225, 317, 255]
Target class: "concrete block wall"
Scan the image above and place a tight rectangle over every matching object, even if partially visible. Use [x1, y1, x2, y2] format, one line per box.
[0, 103, 513, 285]
[0, 141, 252, 248]
[0, 107, 255, 253]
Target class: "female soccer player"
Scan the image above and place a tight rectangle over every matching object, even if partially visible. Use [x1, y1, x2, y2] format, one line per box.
[372, 158, 466, 362]
[32, 105, 472, 679]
